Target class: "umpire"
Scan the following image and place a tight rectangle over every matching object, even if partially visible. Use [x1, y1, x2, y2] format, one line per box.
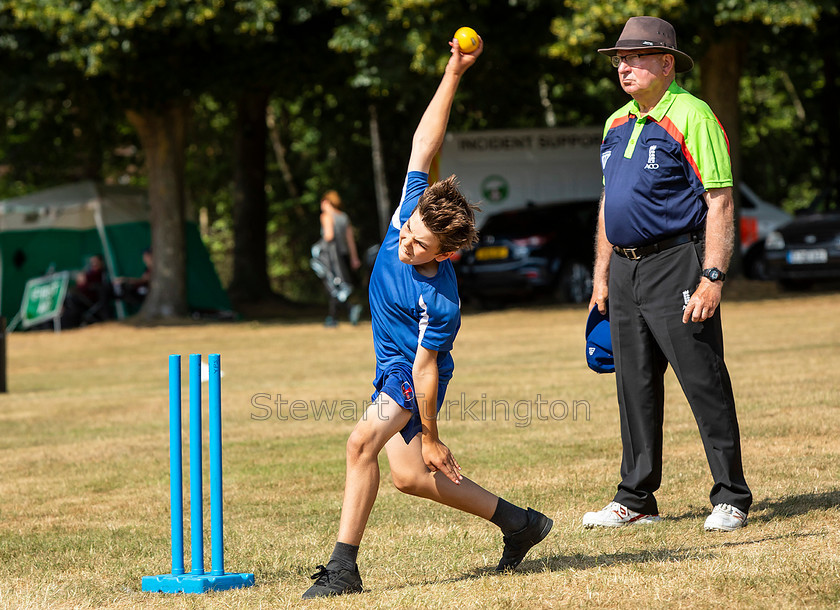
[583, 16, 752, 532]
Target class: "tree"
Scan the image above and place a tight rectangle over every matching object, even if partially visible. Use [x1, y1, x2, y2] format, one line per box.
[210, 5, 341, 304]
[229, 88, 272, 303]
[5, 0, 322, 318]
[0, 8, 132, 195]
[737, 2, 840, 204]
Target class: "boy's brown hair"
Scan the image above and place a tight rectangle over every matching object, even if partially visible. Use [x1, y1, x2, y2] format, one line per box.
[417, 175, 480, 254]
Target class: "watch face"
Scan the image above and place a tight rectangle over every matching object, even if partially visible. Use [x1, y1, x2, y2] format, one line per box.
[705, 268, 722, 281]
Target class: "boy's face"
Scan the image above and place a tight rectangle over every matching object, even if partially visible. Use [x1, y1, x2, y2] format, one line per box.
[398, 209, 452, 266]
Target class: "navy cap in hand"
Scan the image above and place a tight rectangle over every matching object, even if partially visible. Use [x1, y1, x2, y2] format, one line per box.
[585, 303, 614, 374]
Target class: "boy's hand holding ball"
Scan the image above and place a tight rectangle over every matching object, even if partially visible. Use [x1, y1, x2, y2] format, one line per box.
[453, 27, 480, 53]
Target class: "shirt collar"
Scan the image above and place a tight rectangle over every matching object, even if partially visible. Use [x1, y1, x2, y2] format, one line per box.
[627, 81, 683, 122]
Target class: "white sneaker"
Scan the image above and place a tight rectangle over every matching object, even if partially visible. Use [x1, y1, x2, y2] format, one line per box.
[582, 501, 662, 528]
[704, 503, 748, 532]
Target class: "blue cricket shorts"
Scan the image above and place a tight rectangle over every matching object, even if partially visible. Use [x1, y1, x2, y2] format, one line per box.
[371, 364, 448, 444]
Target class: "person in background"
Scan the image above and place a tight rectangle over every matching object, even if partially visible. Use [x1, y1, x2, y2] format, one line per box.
[113, 247, 153, 308]
[60, 254, 110, 327]
[319, 190, 363, 327]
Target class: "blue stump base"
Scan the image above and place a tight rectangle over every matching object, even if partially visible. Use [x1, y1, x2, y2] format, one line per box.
[142, 572, 255, 594]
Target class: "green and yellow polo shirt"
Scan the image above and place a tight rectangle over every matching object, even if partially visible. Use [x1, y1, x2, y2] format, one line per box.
[600, 81, 732, 248]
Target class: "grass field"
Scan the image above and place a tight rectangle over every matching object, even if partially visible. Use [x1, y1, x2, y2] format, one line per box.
[1, 286, 839, 608]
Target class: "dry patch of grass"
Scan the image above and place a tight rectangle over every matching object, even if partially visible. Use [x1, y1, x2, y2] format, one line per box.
[0, 290, 838, 608]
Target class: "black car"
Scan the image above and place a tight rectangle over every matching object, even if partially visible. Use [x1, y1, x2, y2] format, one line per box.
[454, 200, 597, 306]
[763, 183, 840, 289]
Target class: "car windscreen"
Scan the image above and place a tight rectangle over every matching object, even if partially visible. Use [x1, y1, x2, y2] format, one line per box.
[481, 202, 597, 238]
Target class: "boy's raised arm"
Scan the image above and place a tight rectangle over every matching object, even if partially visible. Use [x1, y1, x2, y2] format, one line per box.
[406, 37, 483, 174]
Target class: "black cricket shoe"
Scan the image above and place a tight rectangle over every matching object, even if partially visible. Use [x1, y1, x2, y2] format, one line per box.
[302, 563, 363, 599]
[495, 508, 553, 572]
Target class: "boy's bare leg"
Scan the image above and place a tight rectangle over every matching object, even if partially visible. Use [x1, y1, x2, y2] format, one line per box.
[336, 393, 412, 545]
[384, 417, 554, 573]
[383, 432, 497, 519]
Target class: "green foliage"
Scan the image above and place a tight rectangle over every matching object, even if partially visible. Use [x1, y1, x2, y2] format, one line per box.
[329, 0, 446, 89]
[0, 8, 138, 195]
[712, 0, 820, 26]
[549, 0, 685, 64]
[738, 19, 837, 209]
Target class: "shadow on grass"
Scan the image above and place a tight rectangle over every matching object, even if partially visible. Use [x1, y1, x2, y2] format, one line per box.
[464, 492, 840, 579]
[655, 488, 840, 524]
[475, 530, 824, 578]
[348, 527, 826, 595]
[750, 489, 840, 522]
[288, 492, 840, 593]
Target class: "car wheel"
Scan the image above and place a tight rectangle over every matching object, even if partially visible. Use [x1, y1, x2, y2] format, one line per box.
[743, 244, 770, 280]
[556, 261, 593, 304]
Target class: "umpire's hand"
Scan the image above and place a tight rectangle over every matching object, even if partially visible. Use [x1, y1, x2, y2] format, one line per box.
[682, 278, 722, 323]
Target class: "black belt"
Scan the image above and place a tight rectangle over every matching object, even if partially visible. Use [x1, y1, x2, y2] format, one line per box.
[613, 231, 703, 260]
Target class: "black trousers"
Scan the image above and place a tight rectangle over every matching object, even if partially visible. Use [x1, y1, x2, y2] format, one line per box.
[609, 241, 752, 515]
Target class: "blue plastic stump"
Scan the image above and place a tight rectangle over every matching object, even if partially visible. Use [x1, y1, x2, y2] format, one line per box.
[168, 355, 184, 577]
[208, 353, 225, 575]
[141, 572, 255, 594]
[188, 354, 204, 576]
[142, 353, 255, 594]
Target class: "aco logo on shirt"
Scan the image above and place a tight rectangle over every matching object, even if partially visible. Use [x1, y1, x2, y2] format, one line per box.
[645, 145, 659, 170]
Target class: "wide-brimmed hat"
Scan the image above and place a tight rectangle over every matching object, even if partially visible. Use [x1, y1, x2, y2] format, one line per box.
[597, 16, 694, 73]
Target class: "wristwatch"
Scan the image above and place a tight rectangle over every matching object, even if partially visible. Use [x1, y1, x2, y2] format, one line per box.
[702, 267, 726, 282]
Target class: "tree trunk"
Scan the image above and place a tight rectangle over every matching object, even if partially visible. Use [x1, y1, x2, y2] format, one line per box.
[228, 89, 273, 303]
[369, 103, 391, 238]
[266, 104, 299, 199]
[74, 88, 105, 182]
[700, 34, 746, 274]
[126, 102, 190, 319]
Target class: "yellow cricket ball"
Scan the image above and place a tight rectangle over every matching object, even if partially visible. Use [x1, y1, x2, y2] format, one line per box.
[453, 27, 479, 53]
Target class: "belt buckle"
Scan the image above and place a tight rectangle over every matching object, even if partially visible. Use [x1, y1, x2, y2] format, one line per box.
[624, 247, 641, 260]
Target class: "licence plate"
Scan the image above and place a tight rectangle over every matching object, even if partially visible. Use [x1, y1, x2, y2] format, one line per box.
[787, 248, 828, 264]
[475, 246, 509, 261]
